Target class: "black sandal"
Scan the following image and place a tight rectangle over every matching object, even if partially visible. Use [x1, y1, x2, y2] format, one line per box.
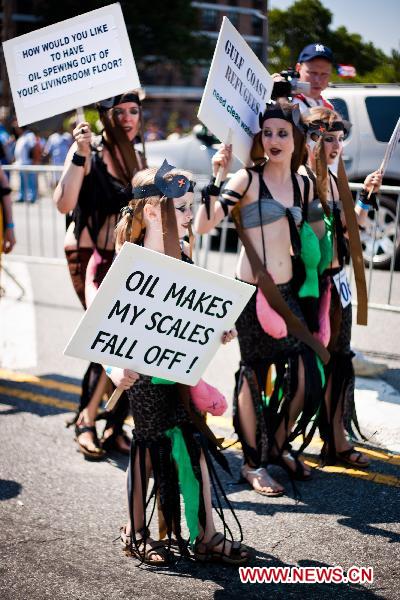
[336, 447, 370, 468]
[120, 527, 174, 566]
[74, 423, 105, 460]
[101, 429, 131, 455]
[193, 532, 253, 565]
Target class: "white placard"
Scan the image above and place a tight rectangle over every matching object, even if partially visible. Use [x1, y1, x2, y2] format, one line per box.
[198, 17, 273, 165]
[333, 268, 352, 308]
[380, 116, 400, 175]
[64, 243, 254, 386]
[2, 3, 140, 126]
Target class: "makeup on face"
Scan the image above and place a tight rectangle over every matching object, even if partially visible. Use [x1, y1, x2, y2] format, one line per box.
[174, 194, 193, 233]
[113, 102, 140, 139]
[261, 118, 294, 158]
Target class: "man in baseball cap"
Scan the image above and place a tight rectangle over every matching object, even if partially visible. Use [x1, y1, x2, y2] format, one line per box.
[294, 43, 334, 114]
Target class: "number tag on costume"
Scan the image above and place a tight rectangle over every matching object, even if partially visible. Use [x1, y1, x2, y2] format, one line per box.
[333, 268, 352, 308]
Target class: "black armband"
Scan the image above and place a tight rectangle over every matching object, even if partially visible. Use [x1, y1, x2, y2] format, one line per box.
[359, 188, 378, 210]
[201, 177, 224, 219]
[72, 152, 86, 167]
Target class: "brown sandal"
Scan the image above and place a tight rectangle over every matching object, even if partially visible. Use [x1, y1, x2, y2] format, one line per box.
[120, 527, 174, 566]
[193, 532, 253, 565]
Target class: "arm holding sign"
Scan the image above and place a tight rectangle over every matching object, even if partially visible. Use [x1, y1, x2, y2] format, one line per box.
[355, 170, 383, 227]
[195, 144, 251, 233]
[54, 121, 92, 214]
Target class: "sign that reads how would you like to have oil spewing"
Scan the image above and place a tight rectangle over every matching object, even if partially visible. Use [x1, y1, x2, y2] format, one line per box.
[198, 17, 273, 165]
[2, 3, 140, 126]
[64, 243, 254, 386]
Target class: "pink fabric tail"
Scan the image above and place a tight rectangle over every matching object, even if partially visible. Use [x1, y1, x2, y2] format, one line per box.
[314, 281, 331, 347]
[84, 251, 100, 308]
[256, 288, 288, 339]
[190, 379, 228, 416]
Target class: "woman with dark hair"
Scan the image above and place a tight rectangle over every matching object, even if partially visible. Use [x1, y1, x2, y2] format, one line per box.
[195, 101, 328, 496]
[109, 164, 252, 566]
[301, 106, 382, 467]
[54, 91, 146, 459]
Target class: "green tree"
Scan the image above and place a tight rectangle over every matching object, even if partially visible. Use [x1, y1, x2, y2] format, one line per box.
[38, 0, 211, 68]
[269, 0, 332, 66]
[268, 0, 395, 83]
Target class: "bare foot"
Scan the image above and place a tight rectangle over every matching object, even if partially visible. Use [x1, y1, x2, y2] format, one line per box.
[241, 464, 284, 496]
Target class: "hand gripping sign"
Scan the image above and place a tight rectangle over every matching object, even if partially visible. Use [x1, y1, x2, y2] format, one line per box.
[198, 16, 273, 167]
[2, 3, 140, 126]
[64, 242, 254, 387]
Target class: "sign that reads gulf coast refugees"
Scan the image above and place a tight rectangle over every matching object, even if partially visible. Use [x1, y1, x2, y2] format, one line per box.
[198, 16, 273, 165]
[2, 3, 140, 126]
[64, 243, 254, 386]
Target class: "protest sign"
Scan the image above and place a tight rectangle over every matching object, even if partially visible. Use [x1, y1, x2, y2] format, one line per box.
[64, 243, 254, 386]
[379, 116, 400, 175]
[2, 3, 140, 126]
[198, 17, 273, 165]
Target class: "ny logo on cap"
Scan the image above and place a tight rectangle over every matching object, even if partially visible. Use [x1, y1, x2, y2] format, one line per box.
[315, 44, 325, 52]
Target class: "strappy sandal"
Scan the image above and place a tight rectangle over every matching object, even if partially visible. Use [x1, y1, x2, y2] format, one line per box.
[240, 465, 284, 497]
[120, 527, 174, 566]
[193, 532, 253, 565]
[270, 450, 312, 482]
[100, 429, 131, 455]
[74, 423, 105, 460]
[336, 447, 370, 469]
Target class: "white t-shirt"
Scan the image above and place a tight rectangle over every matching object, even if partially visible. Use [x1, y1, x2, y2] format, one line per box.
[293, 94, 334, 115]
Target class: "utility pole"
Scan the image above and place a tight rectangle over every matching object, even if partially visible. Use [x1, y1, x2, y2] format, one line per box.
[1, 0, 16, 112]
[259, 0, 269, 68]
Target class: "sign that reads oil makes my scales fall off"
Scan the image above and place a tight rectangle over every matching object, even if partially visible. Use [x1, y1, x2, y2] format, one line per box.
[64, 243, 254, 386]
[2, 3, 140, 126]
[198, 17, 273, 165]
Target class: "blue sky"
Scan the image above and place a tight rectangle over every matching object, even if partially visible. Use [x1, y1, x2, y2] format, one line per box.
[270, 0, 399, 55]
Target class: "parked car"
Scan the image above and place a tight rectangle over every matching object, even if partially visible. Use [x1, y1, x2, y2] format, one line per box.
[143, 125, 241, 181]
[324, 84, 400, 268]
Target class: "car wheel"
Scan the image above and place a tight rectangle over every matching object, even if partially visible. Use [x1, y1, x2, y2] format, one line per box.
[360, 195, 400, 270]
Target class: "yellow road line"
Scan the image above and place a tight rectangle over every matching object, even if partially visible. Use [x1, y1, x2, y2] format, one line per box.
[0, 368, 81, 395]
[304, 457, 400, 487]
[0, 385, 77, 412]
[1, 374, 399, 477]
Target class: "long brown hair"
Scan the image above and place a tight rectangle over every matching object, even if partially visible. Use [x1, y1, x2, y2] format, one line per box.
[99, 94, 146, 186]
[251, 100, 306, 171]
[303, 106, 344, 215]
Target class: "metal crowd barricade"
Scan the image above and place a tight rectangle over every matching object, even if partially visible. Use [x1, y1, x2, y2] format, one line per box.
[3, 164, 65, 259]
[5, 164, 400, 312]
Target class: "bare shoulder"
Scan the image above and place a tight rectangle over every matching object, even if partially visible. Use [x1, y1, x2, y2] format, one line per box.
[224, 168, 252, 194]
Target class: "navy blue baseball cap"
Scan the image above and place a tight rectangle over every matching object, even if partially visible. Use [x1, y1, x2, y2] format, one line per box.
[298, 43, 333, 63]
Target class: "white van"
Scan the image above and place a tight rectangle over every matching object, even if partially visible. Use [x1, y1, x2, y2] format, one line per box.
[324, 84, 400, 268]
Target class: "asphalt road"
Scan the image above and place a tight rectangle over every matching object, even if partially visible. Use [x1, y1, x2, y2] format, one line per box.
[1, 255, 400, 599]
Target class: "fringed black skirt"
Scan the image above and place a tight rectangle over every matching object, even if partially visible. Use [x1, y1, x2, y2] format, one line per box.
[125, 377, 242, 557]
[319, 272, 362, 463]
[233, 281, 324, 466]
